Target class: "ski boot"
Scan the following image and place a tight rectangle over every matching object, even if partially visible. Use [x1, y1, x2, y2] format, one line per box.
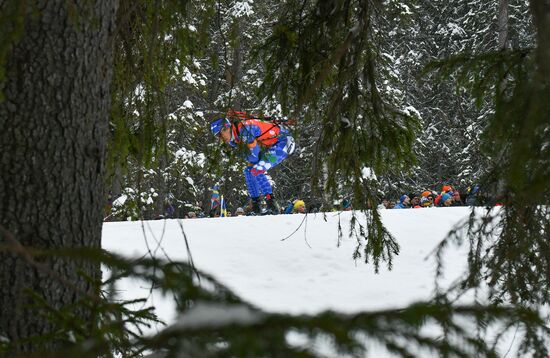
[248, 197, 262, 216]
[265, 194, 279, 215]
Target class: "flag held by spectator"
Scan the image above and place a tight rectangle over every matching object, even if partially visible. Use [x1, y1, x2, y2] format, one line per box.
[220, 195, 228, 217]
[211, 184, 221, 212]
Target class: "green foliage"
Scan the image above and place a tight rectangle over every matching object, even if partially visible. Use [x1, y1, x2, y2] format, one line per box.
[349, 207, 400, 273]
[259, 1, 420, 180]
[1, 243, 548, 357]
[108, 0, 214, 182]
[422, 49, 532, 110]
[255, 0, 421, 270]
[438, 206, 550, 306]
[425, 31, 550, 305]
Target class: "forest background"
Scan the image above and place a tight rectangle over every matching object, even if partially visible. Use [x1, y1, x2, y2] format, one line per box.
[105, 0, 534, 220]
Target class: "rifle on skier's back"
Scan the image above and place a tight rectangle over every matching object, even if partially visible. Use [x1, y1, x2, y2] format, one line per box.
[226, 108, 297, 127]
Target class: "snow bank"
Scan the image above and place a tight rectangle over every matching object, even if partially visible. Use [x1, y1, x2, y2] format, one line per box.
[103, 208, 472, 328]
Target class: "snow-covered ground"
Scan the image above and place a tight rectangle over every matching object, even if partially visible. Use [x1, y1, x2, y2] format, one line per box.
[103, 208, 473, 330]
[103, 207, 539, 356]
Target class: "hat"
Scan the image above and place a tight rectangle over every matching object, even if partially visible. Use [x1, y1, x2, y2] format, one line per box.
[399, 194, 409, 203]
[421, 191, 431, 198]
[422, 197, 433, 207]
[342, 199, 351, 209]
[442, 185, 453, 193]
[293, 200, 305, 210]
[210, 118, 231, 136]
[441, 193, 452, 204]
[235, 207, 245, 214]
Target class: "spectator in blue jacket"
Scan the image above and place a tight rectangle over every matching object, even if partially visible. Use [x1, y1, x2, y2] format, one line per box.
[394, 195, 410, 209]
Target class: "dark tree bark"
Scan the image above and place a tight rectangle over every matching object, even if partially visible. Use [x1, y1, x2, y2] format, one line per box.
[0, 0, 118, 353]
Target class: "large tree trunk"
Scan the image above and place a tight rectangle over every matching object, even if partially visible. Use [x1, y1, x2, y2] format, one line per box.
[0, 0, 117, 353]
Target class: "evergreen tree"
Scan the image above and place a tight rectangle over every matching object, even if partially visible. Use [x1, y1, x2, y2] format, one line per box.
[0, 0, 117, 353]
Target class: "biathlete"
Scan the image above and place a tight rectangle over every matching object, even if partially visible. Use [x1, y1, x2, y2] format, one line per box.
[210, 114, 295, 215]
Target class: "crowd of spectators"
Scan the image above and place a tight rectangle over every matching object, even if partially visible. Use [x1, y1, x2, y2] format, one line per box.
[180, 184, 483, 219]
[109, 184, 484, 221]
[379, 184, 483, 210]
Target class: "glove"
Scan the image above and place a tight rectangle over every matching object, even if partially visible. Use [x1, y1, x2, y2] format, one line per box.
[250, 166, 266, 176]
[246, 140, 261, 163]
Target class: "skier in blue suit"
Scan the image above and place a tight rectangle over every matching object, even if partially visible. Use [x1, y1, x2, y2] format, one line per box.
[211, 116, 295, 215]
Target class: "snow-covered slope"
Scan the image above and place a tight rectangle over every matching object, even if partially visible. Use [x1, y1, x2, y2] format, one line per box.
[103, 208, 472, 331]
